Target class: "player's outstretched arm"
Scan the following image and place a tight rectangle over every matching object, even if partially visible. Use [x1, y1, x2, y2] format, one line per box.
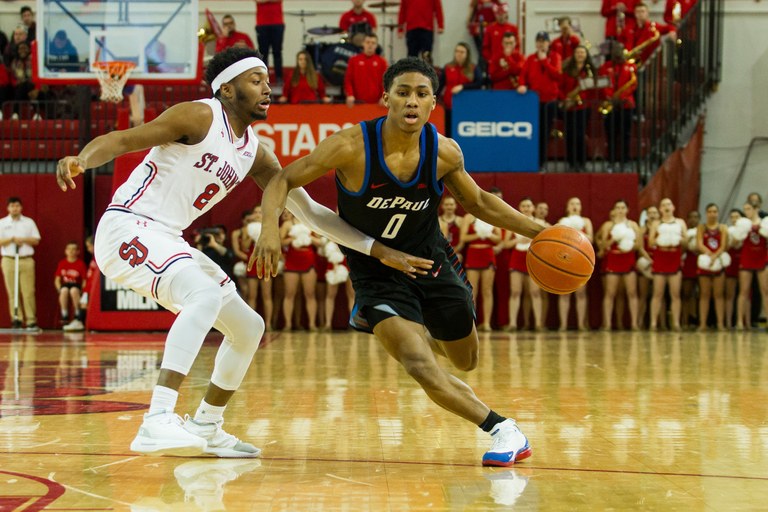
[438, 137, 544, 239]
[56, 102, 213, 191]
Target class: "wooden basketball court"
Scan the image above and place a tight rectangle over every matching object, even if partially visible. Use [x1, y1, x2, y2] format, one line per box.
[0, 329, 766, 510]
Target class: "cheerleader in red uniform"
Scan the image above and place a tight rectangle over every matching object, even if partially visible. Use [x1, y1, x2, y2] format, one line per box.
[696, 203, 728, 330]
[321, 241, 354, 331]
[636, 205, 659, 328]
[504, 197, 545, 330]
[648, 198, 687, 330]
[280, 212, 320, 331]
[439, 195, 464, 257]
[460, 213, 502, 331]
[724, 208, 744, 328]
[596, 199, 642, 330]
[557, 197, 594, 331]
[681, 210, 701, 328]
[736, 202, 768, 329]
[232, 205, 274, 330]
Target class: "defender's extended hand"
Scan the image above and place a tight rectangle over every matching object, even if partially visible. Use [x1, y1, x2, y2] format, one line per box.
[57, 157, 85, 191]
[372, 243, 434, 279]
[249, 226, 282, 280]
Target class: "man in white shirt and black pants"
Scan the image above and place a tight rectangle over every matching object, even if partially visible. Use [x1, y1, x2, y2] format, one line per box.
[0, 197, 41, 330]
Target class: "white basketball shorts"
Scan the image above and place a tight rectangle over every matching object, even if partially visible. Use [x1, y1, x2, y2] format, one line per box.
[94, 206, 237, 312]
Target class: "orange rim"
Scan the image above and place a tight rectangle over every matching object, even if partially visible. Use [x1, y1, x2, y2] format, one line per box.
[94, 61, 136, 76]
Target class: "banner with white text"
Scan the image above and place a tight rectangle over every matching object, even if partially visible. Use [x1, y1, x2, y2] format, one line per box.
[452, 91, 539, 172]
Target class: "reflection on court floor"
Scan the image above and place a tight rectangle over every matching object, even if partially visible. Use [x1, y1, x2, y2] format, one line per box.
[0, 330, 766, 511]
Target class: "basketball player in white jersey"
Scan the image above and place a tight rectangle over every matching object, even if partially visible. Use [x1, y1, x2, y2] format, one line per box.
[55, 48, 432, 458]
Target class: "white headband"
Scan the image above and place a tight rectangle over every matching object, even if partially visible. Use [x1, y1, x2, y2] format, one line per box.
[211, 57, 268, 93]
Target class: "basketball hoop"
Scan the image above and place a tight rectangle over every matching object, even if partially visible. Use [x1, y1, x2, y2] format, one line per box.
[93, 61, 136, 103]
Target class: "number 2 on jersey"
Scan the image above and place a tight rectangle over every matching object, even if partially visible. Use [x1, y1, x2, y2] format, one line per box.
[193, 183, 220, 210]
[382, 213, 407, 239]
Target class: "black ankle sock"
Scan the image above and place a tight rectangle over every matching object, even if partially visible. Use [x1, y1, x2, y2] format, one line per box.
[479, 410, 507, 432]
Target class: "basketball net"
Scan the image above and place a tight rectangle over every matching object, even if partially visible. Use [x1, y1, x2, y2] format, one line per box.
[93, 61, 136, 103]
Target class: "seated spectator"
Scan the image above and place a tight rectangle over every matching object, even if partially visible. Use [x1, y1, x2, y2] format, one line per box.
[488, 32, 524, 90]
[279, 50, 331, 104]
[20, 6, 36, 42]
[481, 3, 519, 65]
[344, 33, 387, 107]
[438, 42, 482, 136]
[55, 241, 87, 331]
[339, 0, 377, 46]
[215, 15, 255, 53]
[3, 25, 28, 67]
[551, 16, 581, 61]
[9, 41, 47, 119]
[79, 236, 98, 320]
[47, 30, 79, 71]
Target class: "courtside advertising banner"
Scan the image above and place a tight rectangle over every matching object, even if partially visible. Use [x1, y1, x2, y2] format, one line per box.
[452, 90, 539, 172]
[253, 104, 445, 166]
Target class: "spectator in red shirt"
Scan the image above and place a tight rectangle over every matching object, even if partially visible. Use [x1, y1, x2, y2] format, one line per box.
[397, 0, 444, 59]
[79, 236, 98, 320]
[481, 3, 519, 65]
[339, 0, 378, 41]
[550, 16, 581, 61]
[467, 0, 502, 55]
[344, 33, 387, 107]
[438, 42, 482, 136]
[55, 241, 87, 331]
[216, 15, 255, 53]
[279, 50, 331, 104]
[516, 31, 562, 171]
[601, 0, 638, 40]
[599, 41, 638, 172]
[488, 32, 524, 90]
[664, 0, 698, 26]
[255, 0, 285, 83]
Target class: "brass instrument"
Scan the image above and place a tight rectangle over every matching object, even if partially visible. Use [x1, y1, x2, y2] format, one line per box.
[562, 66, 593, 109]
[623, 25, 660, 64]
[198, 23, 216, 44]
[599, 73, 637, 115]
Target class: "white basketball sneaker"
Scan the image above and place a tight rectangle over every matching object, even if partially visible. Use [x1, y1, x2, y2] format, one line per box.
[130, 410, 207, 456]
[482, 419, 532, 467]
[183, 416, 262, 458]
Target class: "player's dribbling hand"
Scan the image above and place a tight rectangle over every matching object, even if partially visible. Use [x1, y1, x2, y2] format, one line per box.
[371, 243, 434, 279]
[56, 156, 86, 191]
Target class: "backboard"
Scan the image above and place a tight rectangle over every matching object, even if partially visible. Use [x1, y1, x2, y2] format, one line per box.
[36, 0, 200, 84]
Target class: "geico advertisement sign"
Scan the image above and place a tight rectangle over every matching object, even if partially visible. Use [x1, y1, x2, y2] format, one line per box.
[457, 121, 533, 139]
[252, 122, 355, 156]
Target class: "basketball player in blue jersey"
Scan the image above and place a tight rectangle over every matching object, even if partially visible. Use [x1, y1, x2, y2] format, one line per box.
[55, 48, 432, 458]
[253, 57, 545, 467]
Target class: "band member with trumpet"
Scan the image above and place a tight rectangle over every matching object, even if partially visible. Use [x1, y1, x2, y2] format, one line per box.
[516, 31, 562, 172]
[339, 0, 378, 34]
[598, 41, 637, 173]
[488, 32, 523, 90]
[621, 2, 675, 66]
[664, 0, 697, 26]
[600, 0, 638, 40]
[559, 45, 596, 172]
[550, 16, 581, 61]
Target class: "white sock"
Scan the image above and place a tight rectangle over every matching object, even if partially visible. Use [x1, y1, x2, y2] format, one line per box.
[194, 399, 226, 424]
[148, 385, 179, 415]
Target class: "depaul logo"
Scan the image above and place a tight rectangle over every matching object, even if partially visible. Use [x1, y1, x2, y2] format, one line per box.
[457, 121, 533, 139]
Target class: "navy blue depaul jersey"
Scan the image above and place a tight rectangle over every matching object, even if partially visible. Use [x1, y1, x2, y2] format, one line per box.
[336, 117, 445, 265]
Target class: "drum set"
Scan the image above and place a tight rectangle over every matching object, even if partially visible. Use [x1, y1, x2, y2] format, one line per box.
[287, 1, 399, 86]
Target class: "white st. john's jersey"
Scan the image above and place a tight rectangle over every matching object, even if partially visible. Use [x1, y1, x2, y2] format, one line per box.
[109, 98, 258, 233]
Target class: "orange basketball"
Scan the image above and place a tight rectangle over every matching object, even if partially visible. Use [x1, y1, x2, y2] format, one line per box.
[526, 225, 595, 295]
